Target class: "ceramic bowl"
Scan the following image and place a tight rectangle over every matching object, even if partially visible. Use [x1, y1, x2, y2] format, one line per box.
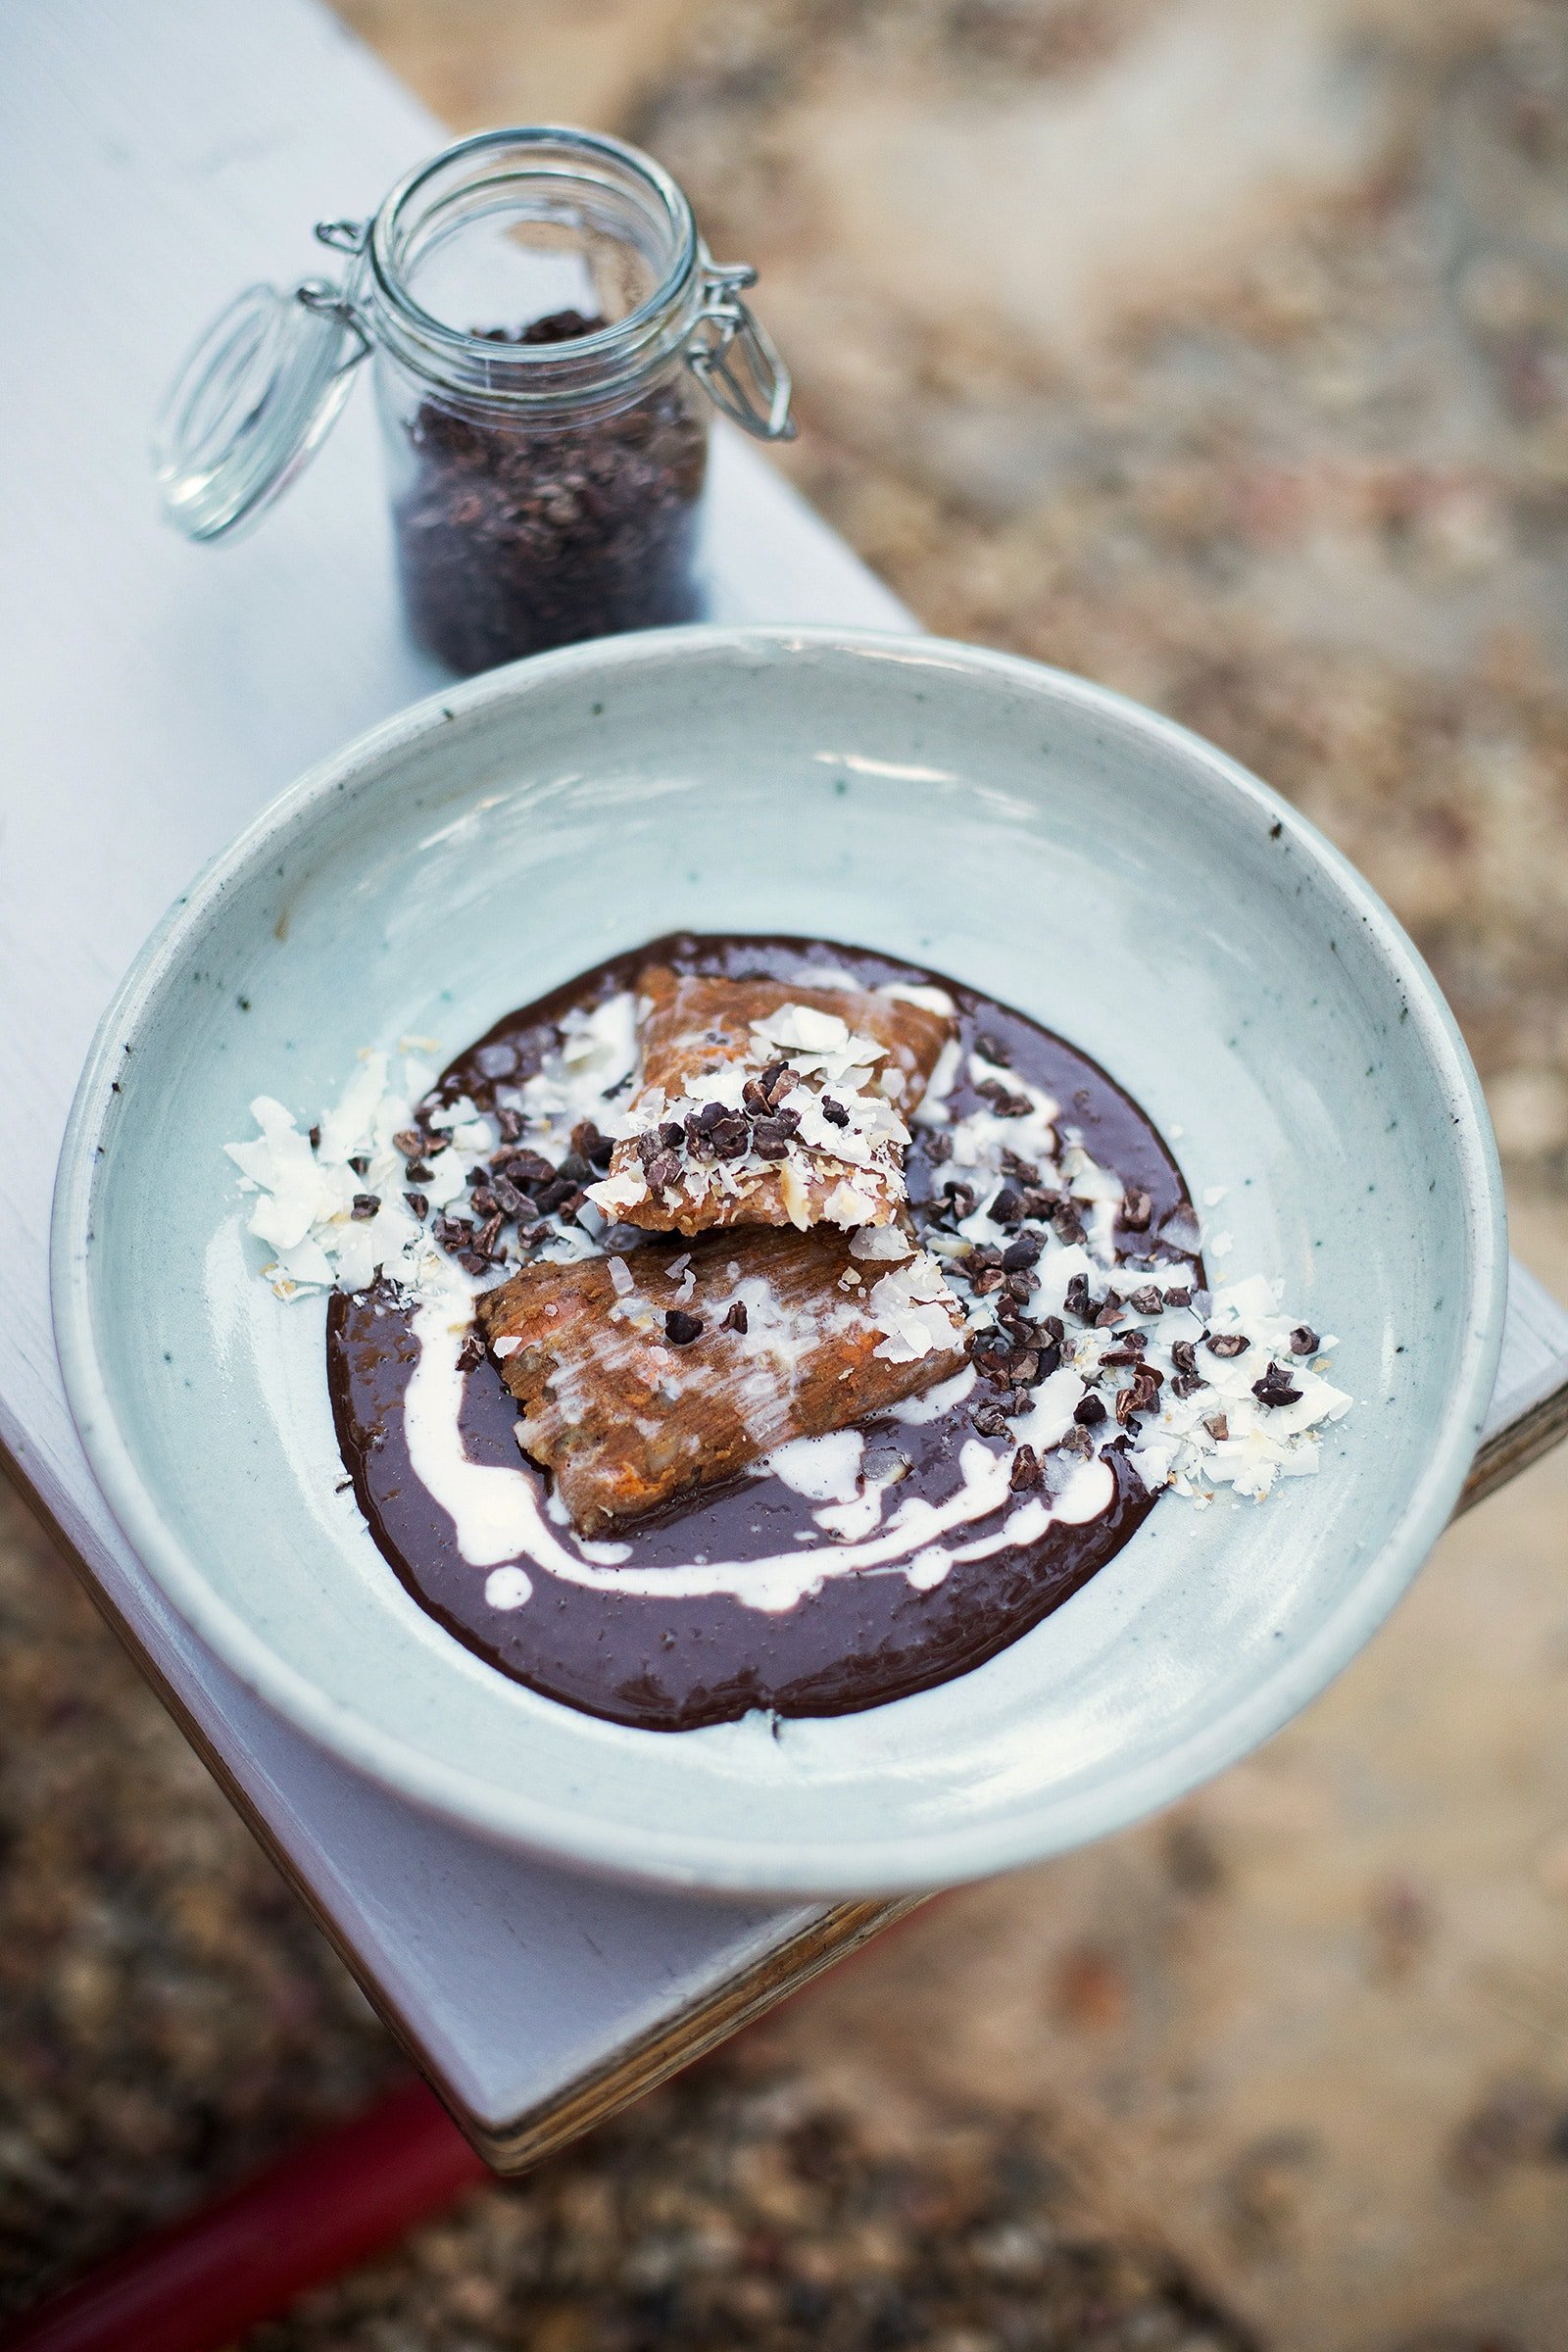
[52, 626, 1506, 1895]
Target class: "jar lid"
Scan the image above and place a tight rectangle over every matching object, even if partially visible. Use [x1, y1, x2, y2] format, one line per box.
[154, 281, 368, 541]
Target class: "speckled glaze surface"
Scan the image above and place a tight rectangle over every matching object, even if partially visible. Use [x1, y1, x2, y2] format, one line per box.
[51, 627, 1506, 1896]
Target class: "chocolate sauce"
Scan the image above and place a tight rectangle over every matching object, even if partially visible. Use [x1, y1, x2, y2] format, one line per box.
[326, 937, 1200, 1732]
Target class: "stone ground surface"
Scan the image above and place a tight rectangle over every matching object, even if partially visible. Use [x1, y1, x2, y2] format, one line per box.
[5, 0, 1568, 2345]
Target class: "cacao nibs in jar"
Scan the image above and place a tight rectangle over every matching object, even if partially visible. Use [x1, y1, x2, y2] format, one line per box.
[393, 312, 710, 676]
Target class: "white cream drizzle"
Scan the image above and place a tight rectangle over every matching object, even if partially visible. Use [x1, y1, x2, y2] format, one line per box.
[401, 1273, 1118, 1615]
[760, 1429, 864, 1504]
[227, 982, 1355, 1628]
[484, 1566, 533, 1611]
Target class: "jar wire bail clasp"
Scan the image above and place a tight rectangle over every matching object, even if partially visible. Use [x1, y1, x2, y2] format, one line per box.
[302, 218, 376, 358]
[687, 260, 796, 441]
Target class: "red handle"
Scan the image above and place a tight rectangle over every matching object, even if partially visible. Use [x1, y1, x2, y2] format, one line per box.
[1, 2078, 490, 2352]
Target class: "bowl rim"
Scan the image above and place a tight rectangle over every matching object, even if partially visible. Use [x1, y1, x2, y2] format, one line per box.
[50, 622, 1509, 1894]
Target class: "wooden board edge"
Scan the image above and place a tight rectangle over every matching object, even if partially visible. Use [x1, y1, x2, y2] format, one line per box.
[1460, 1367, 1568, 1514]
[464, 1894, 925, 2174]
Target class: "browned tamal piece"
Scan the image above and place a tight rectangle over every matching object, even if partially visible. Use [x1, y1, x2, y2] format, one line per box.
[585, 968, 956, 1240]
[476, 1228, 965, 1534]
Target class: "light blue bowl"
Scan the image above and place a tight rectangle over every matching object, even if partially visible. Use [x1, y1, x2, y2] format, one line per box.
[51, 627, 1506, 1895]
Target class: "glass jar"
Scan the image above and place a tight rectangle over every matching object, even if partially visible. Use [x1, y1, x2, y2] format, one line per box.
[155, 127, 795, 674]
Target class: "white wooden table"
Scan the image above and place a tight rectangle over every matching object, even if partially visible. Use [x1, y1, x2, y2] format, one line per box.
[4, 0, 1566, 2172]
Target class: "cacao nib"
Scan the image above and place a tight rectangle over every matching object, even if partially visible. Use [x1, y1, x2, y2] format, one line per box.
[1121, 1189, 1153, 1232]
[709, 1111, 750, 1159]
[1252, 1361, 1303, 1407]
[507, 1150, 558, 1190]
[573, 1109, 615, 1166]
[975, 1079, 1033, 1117]
[1009, 1444, 1043, 1491]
